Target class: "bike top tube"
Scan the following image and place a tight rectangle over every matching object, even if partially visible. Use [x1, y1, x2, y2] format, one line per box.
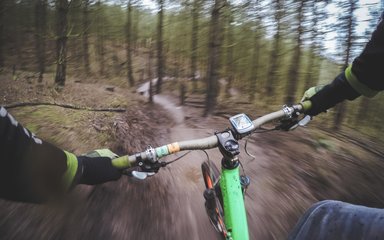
[111, 104, 304, 169]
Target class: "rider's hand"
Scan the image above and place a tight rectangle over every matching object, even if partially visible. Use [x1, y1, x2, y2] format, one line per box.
[301, 72, 361, 116]
[64, 149, 121, 187]
[77, 149, 121, 185]
[300, 85, 324, 113]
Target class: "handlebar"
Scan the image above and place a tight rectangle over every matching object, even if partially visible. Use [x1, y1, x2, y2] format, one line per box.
[111, 104, 305, 170]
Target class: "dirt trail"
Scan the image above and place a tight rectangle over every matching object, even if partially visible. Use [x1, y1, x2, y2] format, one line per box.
[2, 77, 384, 240]
[152, 94, 219, 239]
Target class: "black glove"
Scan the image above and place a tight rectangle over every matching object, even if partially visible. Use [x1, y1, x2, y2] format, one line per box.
[76, 149, 121, 185]
[305, 73, 360, 116]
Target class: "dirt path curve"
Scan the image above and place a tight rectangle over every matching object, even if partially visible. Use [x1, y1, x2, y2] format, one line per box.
[151, 94, 219, 239]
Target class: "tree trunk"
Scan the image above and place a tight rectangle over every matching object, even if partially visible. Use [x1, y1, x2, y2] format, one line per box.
[204, 0, 225, 116]
[96, 0, 105, 76]
[225, 4, 235, 99]
[334, 0, 357, 130]
[190, 0, 200, 92]
[35, 0, 47, 82]
[82, 0, 90, 75]
[132, 8, 139, 54]
[126, 0, 134, 87]
[285, 0, 304, 104]
[304, 1, 320, 90]
[266, 0, 283, 97]
[156, 0, 164, 94]
[249, 29, 260, 102]
[54, 0, 69, 86]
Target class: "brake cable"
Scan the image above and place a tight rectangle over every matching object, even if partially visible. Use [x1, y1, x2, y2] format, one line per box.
[163, 150, 191, 166]
[244, 138, 255, 160]
[243, 127, 277, 160]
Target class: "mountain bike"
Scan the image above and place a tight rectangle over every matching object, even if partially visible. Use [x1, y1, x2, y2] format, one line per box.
[111, 104, 310, 240]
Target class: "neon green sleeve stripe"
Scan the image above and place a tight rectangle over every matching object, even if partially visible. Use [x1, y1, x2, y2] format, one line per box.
[63, 151, 78, 190]
[345, 65, 378, 98]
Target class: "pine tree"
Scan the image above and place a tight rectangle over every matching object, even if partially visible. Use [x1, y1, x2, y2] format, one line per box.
[54, 0, 69, 86]
[126, 0, 135, 86]
[156, 0, 164, 94]
[204, 0, 225, 116]
[334, 0, 358, 130]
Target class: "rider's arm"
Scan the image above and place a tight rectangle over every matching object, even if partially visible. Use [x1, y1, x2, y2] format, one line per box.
[0, 107, 68, 202]
[0, 107, 121, 203]
[305, 12, 384, 116]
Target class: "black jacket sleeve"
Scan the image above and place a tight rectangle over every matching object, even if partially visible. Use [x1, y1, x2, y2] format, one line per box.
[308, 11, 384, 116]
[0, 107, 67, 203]
[351, 11, 384, 91]
[306, 73, 360, 116]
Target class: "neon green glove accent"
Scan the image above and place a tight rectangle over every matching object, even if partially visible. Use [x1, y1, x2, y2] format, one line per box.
[81, 149, 119, 159]
[301, 85, 325, 102]
[300, 101, 312, 112]
[300, 85, 325, 111]
[111, 155, 132, 169]
[63, 151, 78, 190]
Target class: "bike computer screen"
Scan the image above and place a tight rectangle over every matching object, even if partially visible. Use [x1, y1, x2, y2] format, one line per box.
[229, 113, 254, 135]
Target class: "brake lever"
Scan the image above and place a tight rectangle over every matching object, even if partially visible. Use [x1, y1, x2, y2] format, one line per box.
[122, 167, 156, 180]
[122, 160, 167, 180]
[286, 115, 312, 130]
[277, 114, 312, 131]
[298, 115, 312, 127]
[131, 171, 155, 180]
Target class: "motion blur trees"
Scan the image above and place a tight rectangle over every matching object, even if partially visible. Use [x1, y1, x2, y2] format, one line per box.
[96, 0, 105, 76]
[204, 0, 225, 116]
[55, 0, 69, 86]
[156, 0, 165, 94]
[304, 0, 328, 91]
[266, 0, 284, 97]
[248, 0, 263, 102]
[1, 0, 383, 137]
[334, 0, 358, 130]
[126, 0, 135, 87]
[82, 0, 91, 75]
[35, 0, 47, 82]
[224, 1, 235, 99]
[285, 0, 305, 104]
[190, 0, 202, 91]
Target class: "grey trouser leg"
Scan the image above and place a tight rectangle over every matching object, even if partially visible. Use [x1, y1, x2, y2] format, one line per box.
[288, 200, 384, 240]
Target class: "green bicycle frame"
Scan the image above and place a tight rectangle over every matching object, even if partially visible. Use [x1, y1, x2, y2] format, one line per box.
[220, 165, 249, 240]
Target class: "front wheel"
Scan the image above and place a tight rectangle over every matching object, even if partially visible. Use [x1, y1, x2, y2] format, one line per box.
[201, 161, 220, 189]
[201, 162, 229, 239]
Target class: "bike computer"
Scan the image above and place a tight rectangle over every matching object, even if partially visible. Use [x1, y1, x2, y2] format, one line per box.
[229, 113, 254, 136]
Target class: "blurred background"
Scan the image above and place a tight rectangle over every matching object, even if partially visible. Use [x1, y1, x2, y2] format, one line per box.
[1, 0, 384, 239]
[0, 0, 383, 133]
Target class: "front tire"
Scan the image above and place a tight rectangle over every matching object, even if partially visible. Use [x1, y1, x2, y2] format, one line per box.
[201, 161, 220, 189]
[201, 162, 227, 239]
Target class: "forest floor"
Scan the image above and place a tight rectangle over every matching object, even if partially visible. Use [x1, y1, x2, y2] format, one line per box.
[1, 70, 384, 239]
